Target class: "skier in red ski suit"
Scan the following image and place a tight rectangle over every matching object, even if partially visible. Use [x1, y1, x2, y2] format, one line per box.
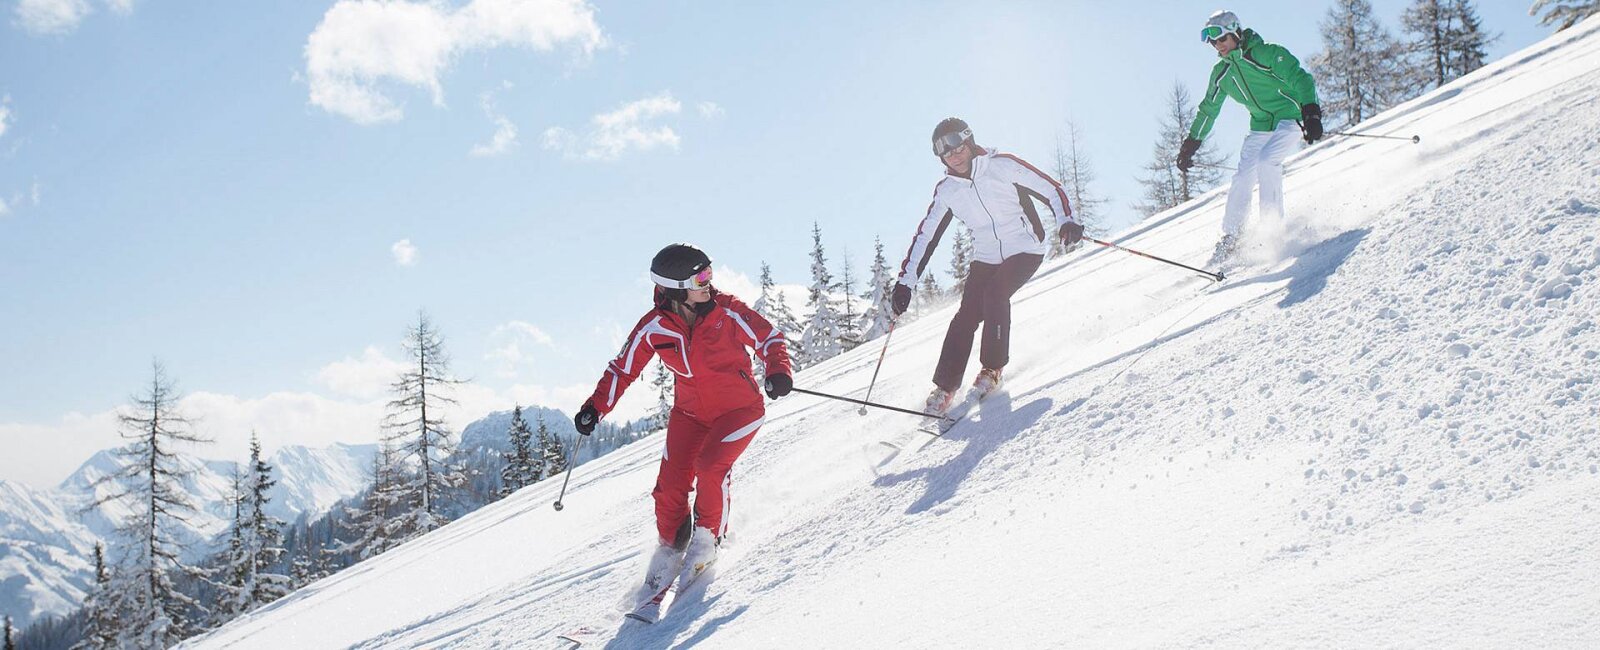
[573, 243, 792, 610]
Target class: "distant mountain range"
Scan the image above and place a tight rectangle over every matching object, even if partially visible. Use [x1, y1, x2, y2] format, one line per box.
[0, 403, 635, 630]
[0, 441, 376, 629]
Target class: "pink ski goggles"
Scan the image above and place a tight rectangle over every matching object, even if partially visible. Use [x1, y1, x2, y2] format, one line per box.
[652, 266, 714, 291]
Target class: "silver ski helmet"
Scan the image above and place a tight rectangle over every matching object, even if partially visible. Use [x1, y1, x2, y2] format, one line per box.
[931, 117, 975, 157]
[1200, 10, 1242, 43]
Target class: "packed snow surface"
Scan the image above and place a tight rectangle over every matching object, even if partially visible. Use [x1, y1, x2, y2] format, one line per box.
[187, 19, 1600, 649]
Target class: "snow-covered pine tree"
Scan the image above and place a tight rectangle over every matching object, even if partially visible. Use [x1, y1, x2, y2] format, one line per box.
[382, 311, 467, 536]
[208, 470, 250, 627]
[529, 412, 552, 481]
[857, 237, 895, 341]
[1311, 0, 1409, 130]
[916, 271, 944, 317]
[836, 252, 862, 350]
[947, 226, 973, 294]
[1530, 0, 1600, 30]
[342, 441, 406, 559]
[648, 361, 672, 432]
[241, 433, 289, 611]
[1051, 121, 1109, 251]
[71, 543, 119, 650]
[499, 405, 539, 496]
[752, 262, 802, 375]
[1402, 0, 1495, 93]
[90, 361, 210, 647]
[539, 417, 569, 478]
[1137, 81, 1226, 217]
[4, 615, 13, 650]
[799, 222, 845, 365]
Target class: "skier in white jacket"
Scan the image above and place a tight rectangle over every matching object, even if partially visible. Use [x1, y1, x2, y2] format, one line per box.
[893, 117, 1084, 415]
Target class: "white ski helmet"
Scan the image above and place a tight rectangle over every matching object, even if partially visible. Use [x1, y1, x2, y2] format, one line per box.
[1201, 10, 1242, 43]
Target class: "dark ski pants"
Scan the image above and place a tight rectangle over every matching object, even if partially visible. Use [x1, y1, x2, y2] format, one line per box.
[653, 404, 764, 545]
[933, 253, 1044, 391]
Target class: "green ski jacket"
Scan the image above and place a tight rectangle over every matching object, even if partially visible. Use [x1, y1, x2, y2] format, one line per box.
[1189, 29, 1320, 141]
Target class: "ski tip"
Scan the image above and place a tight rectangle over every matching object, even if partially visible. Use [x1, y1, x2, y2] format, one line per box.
[624, 612, 656, 625]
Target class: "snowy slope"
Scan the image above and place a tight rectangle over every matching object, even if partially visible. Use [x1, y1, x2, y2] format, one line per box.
[186, 20, 1600, 649]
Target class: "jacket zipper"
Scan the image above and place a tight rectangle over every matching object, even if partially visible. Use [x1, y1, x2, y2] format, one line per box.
[738, 370, 759, 393]
[970, 174, 1005, 259]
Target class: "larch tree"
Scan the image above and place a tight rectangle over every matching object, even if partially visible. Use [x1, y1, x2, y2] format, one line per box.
[382, 312, 467, 536]
[1137, 81, 1226, 217]
[90, 361, 211, 647]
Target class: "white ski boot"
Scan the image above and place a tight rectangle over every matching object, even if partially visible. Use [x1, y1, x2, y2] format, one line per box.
[1208, 233, 1239, 266]
[676, 527, 720, 592]
[625, 541, 685, 620]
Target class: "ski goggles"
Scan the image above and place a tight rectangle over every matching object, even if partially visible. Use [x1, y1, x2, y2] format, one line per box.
[932, 129, 974, 157]
[651, 265, 714, 291]
[1200, 25, 1238, 43]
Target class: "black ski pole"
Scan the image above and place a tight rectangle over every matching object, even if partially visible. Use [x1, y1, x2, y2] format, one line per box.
[1192, 162, 1237, 172]
[791, 387, 948, 420]
[551, 432, 587, 511]
[1329, 130, 1421, 144]
[1084, 237, 1226, 282]
[857, 320, 898, 416]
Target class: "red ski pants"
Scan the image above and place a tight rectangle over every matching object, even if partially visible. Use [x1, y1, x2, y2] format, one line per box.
[653, 404, 764, 545]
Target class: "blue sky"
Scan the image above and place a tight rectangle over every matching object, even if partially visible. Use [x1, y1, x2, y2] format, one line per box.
[0, 0, 1553, 486]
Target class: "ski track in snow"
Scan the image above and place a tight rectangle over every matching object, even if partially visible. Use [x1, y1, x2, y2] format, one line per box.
[184, 20, 1600, 650]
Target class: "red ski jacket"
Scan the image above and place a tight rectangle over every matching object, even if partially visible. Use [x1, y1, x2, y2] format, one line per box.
[587, 290, 792, 421]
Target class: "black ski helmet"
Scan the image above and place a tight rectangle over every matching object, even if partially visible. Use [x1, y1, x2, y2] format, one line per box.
[650, 243, 713, 304]
[931, 117, 974, 156]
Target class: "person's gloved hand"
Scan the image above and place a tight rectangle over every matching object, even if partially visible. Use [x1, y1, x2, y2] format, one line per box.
[763, 373, 793, 399]
[1176, 138, 1202, 172]
[573, 401, 599, 435]
[1301, 103, 1324, 144]
[891, 283, 913, 316]
[1059, 221, 1085, 251]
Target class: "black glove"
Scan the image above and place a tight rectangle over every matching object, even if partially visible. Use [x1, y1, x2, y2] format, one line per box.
[573, 401, 599, 436]
[1301, 103, 1323, 144]
[1059, 221, 1084, 249]
[891, 283, 913, 316]
[763, 373, 792, 399]
[1176, 138, 1201, 172]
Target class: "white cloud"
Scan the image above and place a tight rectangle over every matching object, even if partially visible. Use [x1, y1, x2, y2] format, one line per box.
[0, 96, 11, 140]
[14, 0, 92, 35]
[697, 101, 725, 120]
[104, 0, 133, 14]
[29, 181, 41, 206]
[543, 92, 683, 161]
[0, 196, 9, 217]
[391, 238, 418, 266]
[315, 345, 410, 400]
[469, 91, 518, 157]
[486, 321, 554, 378]
[304, 0, 606, 125]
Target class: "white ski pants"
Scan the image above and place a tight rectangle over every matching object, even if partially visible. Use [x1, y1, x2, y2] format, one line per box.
[1221, 119, 1304, 237]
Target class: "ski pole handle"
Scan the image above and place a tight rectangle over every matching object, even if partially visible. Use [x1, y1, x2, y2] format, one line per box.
[552, 432, 587, 511]
[1084, 237, 1225, 282]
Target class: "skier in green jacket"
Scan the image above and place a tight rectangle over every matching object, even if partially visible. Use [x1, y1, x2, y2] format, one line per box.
[1178, 10, 1323, 263]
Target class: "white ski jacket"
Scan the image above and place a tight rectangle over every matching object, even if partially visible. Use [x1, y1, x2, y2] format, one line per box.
[897, 148, 1076, 287]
